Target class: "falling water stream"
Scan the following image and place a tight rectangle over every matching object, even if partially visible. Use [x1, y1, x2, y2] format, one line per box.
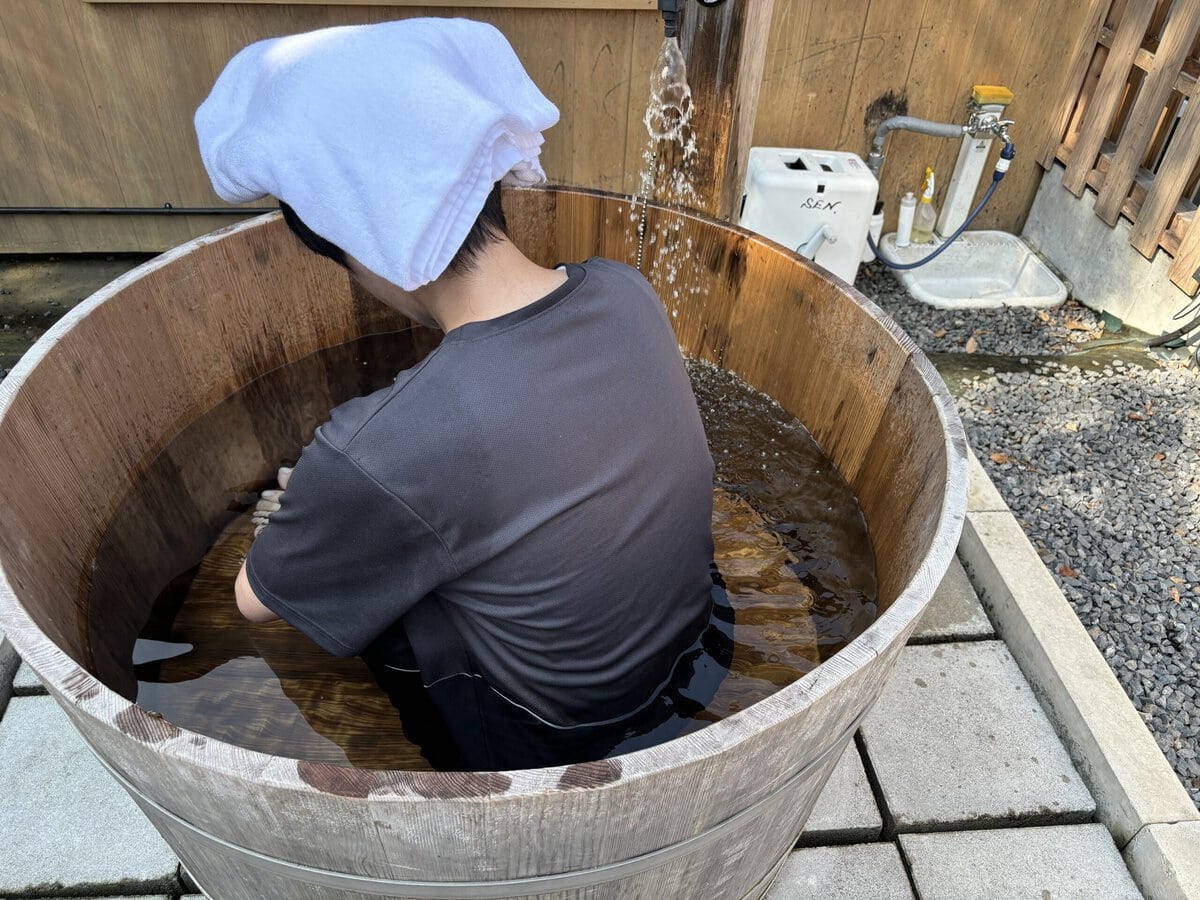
[632, 36, 707, 317]
[644, 36, 694, 145]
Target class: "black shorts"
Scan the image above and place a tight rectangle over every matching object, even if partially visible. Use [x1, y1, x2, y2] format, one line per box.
[364, 585, 735, 771]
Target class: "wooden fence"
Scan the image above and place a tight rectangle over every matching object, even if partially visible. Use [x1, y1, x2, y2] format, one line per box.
[1044, 0, 1200, 294]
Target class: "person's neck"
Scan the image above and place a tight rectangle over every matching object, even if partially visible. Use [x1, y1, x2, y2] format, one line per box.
[417, 238, 568, 333]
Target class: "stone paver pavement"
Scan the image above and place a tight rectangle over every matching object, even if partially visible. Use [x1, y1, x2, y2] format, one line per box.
[0, 553, 1152, 899]
[859, 640, 1095, 832]
[795, 745, 881, 846]
[909, 557, 994, 643]
[14, 659, 45, 693]
[766, 843, 915, 899]
[900, 823, 1144, 899]
[0, 695, 181, 897]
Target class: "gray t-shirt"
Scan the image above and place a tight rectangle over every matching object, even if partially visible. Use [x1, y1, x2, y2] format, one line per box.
[246, 257, 715, 727]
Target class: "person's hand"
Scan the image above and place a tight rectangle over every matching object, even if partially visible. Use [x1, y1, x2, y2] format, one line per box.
[253, 466, 293, 536]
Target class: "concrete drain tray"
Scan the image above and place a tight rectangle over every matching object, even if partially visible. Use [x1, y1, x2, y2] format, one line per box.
[878, 230, 1066, 310]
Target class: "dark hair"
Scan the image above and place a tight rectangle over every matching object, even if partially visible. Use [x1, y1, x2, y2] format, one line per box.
[279, 200, 347, 267]
[448, 181, 508, 276]
[278, 181, 508, 278]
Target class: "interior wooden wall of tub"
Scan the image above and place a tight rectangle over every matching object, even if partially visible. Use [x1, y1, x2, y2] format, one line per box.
[3, 0, 1099, 252]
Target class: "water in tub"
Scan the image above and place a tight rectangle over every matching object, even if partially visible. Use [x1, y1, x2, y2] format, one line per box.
[87, 341, 877, 769]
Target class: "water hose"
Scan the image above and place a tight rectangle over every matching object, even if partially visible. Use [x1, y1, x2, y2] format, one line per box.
[1146, 297, 1200, 366]
[868, 142, 1015, 271]
[1147, 293, 1200, 349]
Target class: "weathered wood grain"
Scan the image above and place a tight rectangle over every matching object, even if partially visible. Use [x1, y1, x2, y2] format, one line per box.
[86, 0, 656, 6]
[1062, 0, 1157, 196]
[1093, 0, 1200, 225]
[0, 187, 966, 898]
[668, 0, 775, 220]
[5, 0, 1102, 250]
[1037, 0, 1114, 168]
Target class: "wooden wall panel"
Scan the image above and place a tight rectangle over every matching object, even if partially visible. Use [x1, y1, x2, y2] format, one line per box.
[3, 0, 1097, 251]
[0, 1, 658, 252]
[752, 0, 1100, 235]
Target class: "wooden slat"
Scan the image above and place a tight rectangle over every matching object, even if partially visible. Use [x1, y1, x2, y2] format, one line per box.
[1161, 206, 1191, 254]
[901, 0, 989, 210]
[1106, 0, 1133, 29]
[1131, 84, 1200, 255]
[1038, 0, 1116, 168]
[620, 11, 661, 195]
[571, 10, 638, 192]
[1183, 143, 1200, 196]
[1141, 89, 1184, 169]
[1109, 67, 1147, 143]
[1094, 0, 1200, 224]
[753, 0, 871, 154]
[1062, 0, 1157, 196]
[1061, 42, 1114, 157]
[1097, 25, 1200, 95]
[1169, 199, 1200, 290]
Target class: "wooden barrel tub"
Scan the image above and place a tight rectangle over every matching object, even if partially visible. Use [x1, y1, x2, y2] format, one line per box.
[0, 187, 967, 899]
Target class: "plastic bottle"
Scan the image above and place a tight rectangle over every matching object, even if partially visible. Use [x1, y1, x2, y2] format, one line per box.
[895, 192, 916, 248]
[911, 167, 938, 243]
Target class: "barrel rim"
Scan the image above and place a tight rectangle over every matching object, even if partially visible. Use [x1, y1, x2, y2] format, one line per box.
[0, 187, 967, 799]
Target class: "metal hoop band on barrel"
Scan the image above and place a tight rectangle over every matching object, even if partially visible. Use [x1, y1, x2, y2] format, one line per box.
[90, 709, 867, 897]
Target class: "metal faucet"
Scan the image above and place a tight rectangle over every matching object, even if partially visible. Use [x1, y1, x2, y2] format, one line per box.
[966, 103, 1015, 144]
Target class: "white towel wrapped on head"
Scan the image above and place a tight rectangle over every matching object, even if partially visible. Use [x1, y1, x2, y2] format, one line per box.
[195, 18, 559, 290]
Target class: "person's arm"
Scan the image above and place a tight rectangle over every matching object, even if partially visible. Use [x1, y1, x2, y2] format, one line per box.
[236, 465, 292, 623]
[233, 430, 458, 657]
[235, 560, 280, 623]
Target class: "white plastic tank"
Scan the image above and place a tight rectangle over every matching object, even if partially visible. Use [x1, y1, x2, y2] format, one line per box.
[739, 148, 878, 284]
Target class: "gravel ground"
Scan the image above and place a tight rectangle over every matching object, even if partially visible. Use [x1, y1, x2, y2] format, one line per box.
[855, 261, 1200, 809]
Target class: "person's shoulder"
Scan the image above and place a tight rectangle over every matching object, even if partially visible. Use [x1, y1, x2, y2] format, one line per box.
[316, 362, 430, 454]
[581, 256, 646, 282]
[578, 257, 657, 297]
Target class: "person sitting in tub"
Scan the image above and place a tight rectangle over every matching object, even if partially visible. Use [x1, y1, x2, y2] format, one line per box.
[195, 18, 727, 771]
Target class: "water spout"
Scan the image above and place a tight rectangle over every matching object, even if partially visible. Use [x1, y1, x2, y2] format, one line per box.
[645, 36, 693, 143]
[658, 0, 681, 38]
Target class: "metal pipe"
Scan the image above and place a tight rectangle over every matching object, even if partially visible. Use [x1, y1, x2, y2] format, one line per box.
[865, 116, 967, 179]
[0, 205, 269, 216]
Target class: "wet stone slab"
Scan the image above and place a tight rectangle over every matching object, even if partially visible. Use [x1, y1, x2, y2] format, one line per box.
[910, 557, 993, 643]
[797, 742, 882, 845]
[900, 824, 1142, 900]
[766, 843, 915, 899]
[0, 696, 180, 896]
[860, 641, 1095, 831]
